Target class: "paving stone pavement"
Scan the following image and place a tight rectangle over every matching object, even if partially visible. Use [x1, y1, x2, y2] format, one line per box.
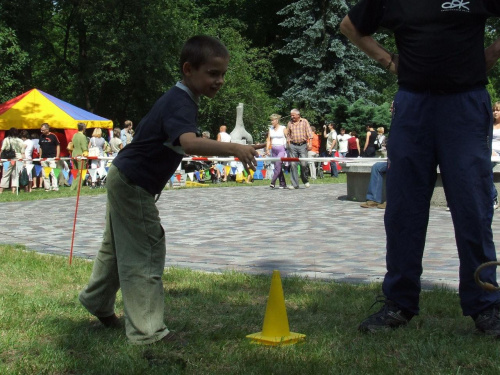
[2, 183, 499, 290]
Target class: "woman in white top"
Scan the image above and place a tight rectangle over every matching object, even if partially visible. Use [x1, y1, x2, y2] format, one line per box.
[492, 102, 500, 156]
[21, 130, 34, 192]
[491, 102, 500, 209]
[266, 114, 287, 189]
[0, 128, 25, 194]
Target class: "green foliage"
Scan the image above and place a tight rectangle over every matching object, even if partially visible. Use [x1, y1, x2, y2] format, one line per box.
[193, 18, 278, 142]
[327, 97, 392, 147]
[0, 25, 29, 103]
[486, 18, 500, 105]
[0, 0, 498, 132]
[277, 0, 381, 116]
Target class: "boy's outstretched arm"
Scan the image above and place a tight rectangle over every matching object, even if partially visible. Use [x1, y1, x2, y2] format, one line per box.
[179, 132, 264, 171]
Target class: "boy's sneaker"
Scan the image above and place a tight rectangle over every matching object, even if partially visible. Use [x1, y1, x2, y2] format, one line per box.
[473, 304, 500, 336]
[358, 296, 414, 333]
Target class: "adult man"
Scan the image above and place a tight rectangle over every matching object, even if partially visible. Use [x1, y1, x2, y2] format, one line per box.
[286, 109, 313, 189]
[341, 1, 500, 334]
[323, 123, 338, 178]
[360, 161, 387, 209]
[307, 126, 321, 179]
[70, 122, 88, 191]
[337, 128, 351, 158]
[216, 125, 231, 143]
[39, 123, 60, 191]
[120, 120, 133, 147]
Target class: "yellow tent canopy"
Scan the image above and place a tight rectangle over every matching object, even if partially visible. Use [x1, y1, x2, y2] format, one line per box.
[0, 88, 112, 130]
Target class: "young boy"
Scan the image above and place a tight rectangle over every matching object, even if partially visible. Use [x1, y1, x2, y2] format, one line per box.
[78, 35, 262, 345]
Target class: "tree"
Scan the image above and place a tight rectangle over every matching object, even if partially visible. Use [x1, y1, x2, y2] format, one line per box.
[277, 0, 383, 118]
[0, 0, 195, 124]
[0, 25, 29, 103]
[194, 25, 277, 142]
[486, 18, 500, 103]
[328, 97, 392, 148]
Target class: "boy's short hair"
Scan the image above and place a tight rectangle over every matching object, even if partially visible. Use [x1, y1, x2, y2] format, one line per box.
[180, 35, 229, 73]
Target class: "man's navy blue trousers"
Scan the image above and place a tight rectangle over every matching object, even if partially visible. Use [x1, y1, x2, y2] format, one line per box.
[383, 88, 500, 316]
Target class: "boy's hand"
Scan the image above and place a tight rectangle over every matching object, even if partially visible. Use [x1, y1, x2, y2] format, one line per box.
[234, 144, 261, 172]
[252, 143, 267, 150]
[179, 133, 266, 172]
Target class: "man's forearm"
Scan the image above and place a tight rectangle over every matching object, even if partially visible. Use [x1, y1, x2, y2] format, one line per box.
[485, 37, 500, 72]
[340, 15, 395, 71]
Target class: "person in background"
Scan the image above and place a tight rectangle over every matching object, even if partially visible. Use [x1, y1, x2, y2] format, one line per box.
[30, 132, 41, 189]
[216, 125, 231, 143]
[323, 123, 339, 178]
[490, 102, 500, 209]
[0, 127, 24, 194]
[286, 109, 313, 189]
[39, 123, 60, 192]
[266, 114, 287, 189]
[363, 123, 377, 157]
[71, 122, 89, 191]
[20, 130, 34, 192]
[217, 125, 231, 182]
[307, 126, 321, 180]
[347, 131, 361, 158]
[360, 161, 387, 209]
[88, 128, 106, 170]
[375, 127, 387, 158]
[337, 128, 351, 158]
[120, 120, 133, 148]
[109, 127, 123, 157]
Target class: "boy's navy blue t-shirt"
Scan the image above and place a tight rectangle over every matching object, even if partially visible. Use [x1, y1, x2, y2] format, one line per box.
[113, 85, 199, 195]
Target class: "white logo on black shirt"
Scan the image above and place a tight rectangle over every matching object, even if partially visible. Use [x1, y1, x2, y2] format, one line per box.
[441, 0, 470, 12]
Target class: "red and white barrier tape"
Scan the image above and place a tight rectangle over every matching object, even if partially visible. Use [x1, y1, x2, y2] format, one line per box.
[3, 156, 500, 164]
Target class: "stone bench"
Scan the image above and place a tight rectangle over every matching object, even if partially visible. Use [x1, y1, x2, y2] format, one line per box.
[341, 162, 500, 207]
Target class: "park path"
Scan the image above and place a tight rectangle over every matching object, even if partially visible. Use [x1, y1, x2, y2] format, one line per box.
[2, 183, 494, 290]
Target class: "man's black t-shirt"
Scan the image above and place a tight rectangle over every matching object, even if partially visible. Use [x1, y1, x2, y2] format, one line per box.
[348, 0, 500, 92]
[39, 133, 60, 158]
[113, 85, 200, 195]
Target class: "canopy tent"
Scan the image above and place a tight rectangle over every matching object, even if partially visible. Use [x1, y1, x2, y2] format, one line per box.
[0, 89, 113, 156]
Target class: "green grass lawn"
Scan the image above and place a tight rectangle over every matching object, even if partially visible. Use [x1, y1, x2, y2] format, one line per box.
[1, 244, 499, 375]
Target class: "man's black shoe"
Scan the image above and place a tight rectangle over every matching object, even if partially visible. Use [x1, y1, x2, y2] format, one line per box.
[473, 304, 500, 336]
[358, 296, 413, 333]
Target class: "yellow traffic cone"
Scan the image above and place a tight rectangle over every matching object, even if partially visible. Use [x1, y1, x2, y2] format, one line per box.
[246, 270, 306, 345]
